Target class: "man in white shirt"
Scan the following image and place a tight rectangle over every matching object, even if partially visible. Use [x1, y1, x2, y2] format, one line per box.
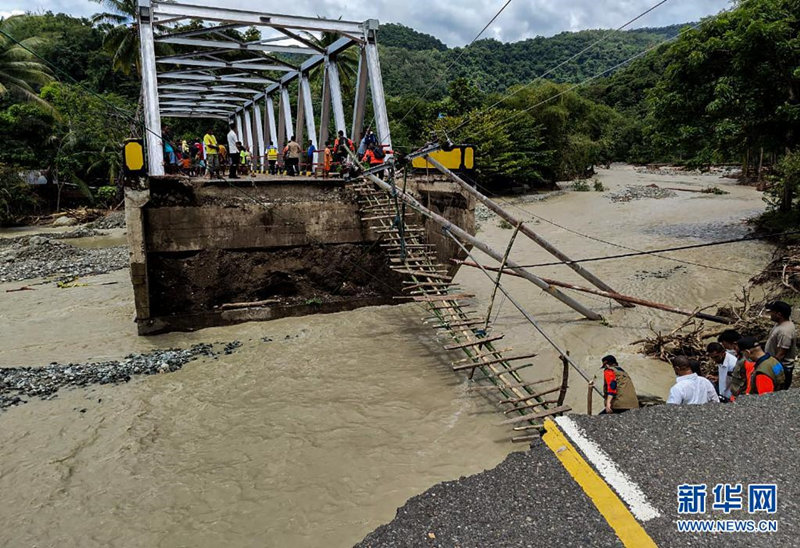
[706, 342, 737, 400]
[227, 125, 240, 179]
[667, 356, 719, 405]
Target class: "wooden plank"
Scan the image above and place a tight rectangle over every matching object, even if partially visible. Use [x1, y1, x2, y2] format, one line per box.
[435, 320, 485, 329]
[512, 434, 543, 443]
[452, 353, 537, 371]
[443, 334, 504, 350]
[500, 405, 572, 425]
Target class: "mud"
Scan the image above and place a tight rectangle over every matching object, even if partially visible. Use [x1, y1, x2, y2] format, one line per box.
[147, 243, 405, 316]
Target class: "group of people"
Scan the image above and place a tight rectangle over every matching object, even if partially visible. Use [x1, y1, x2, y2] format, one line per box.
[164, 126, 391, 179]
[600, 301, 796, 413]
[162, 125, 254, 179]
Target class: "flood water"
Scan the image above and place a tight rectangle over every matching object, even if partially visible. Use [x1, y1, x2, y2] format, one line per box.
[0, 165, 773, 547]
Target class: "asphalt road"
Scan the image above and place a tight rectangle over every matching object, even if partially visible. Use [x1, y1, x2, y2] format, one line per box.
[358, 390, 799, 547]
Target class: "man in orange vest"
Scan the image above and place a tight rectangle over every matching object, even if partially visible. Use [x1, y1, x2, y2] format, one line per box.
[600, 355, 639, 413]
[737, 336, 786, 395]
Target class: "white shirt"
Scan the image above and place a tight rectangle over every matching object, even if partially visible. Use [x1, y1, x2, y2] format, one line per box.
[718, 352, 737, 398]
[227, 130, 239, 154]
[667, 373, 719, 405]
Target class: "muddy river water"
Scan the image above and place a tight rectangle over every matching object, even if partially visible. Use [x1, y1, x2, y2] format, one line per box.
[0, 165, 774, 547]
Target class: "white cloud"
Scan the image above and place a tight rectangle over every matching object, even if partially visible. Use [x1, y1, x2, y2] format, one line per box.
[1, 0, 731, 46]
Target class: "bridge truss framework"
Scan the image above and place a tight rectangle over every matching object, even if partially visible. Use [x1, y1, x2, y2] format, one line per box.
[137, 0, 392, 175]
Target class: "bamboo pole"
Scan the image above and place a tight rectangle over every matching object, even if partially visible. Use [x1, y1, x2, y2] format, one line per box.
[358, 170, 602, 320]
[500, 405, 572, 425]
[455, 260, 733, 325]
[452, 353, 538, 371]
[557, 353, 570, 407]
[423, 155, 633, 308]
[587, 381, 594, 416]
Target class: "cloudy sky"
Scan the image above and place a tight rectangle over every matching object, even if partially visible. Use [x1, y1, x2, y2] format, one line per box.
[1, 0, 731, 46]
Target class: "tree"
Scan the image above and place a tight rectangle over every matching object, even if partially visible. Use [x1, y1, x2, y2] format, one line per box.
[0, 16, 52, 103]
[91, 0, 141, 76]
[646, 0, 800, 169]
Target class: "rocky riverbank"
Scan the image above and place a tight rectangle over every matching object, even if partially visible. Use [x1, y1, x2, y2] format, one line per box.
[0, 234, 128, 283]
[0, 342, 241, 411]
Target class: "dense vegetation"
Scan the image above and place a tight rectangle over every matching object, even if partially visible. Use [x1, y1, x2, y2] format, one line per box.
[0, 0, 798, 223]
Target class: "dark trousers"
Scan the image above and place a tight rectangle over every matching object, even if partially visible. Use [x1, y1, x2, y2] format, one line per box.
[286, 157, 298, 176]
[268, 160, 277, 174]
[229, 151, 240, 178]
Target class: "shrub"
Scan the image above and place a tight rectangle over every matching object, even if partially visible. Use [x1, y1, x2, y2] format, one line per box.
[0, 167, 40, 225]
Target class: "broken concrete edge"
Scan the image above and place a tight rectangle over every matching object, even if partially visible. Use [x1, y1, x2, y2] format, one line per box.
[125, 176, 475, 336]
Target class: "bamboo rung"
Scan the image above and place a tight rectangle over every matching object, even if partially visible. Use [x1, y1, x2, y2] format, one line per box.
[391, 269, 452, 280]
[466, 378, 555, 391]
[500, 405, 572, 425]
[503, 398, 560, 414]
[443, 335, 504, 350]
[435, 320, 485, 329]
[511, 434, 543, 443]
[513, 423, 547, 431]
[452, 353, 538, 371]
[451, 348, 513, 363]
[412, 293, 474, 302]
[477, 362, 535, 378]
[498, 386, 562, 404]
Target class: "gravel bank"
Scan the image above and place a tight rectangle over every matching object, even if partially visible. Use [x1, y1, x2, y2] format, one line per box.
[0, 342, 239, 411]
[0, 235, 128, 282]
[609, 185, 678, 202]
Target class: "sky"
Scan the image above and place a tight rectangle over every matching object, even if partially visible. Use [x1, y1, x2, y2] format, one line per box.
[0, 0, 732, 47]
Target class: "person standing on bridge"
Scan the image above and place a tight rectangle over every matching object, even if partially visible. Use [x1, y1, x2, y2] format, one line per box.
[227, 125, 240, 179]
[266, 141, 278, 175]
[285, 136, 302, 176]
[666, 356, 719, 404]
[203, 128, 219, 179]
[600, 355, 639, 414]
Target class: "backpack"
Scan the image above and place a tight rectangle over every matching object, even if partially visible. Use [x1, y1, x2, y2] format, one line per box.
[373, 146, 385, 160]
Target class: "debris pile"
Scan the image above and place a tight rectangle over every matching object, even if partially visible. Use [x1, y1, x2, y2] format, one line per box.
[609, 185, 677, 202]
[87, 211, 126, 230]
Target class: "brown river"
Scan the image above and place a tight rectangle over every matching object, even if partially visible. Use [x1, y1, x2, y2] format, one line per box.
[0, 165, 773, 547]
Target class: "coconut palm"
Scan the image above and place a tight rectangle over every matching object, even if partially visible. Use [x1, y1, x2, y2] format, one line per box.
[91, 0, 141, 76]
[301, 24, 359, 94]
[0, 16, 52, 102]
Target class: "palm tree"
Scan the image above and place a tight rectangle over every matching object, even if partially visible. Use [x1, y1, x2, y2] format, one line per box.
[0, 16, 52, 103]
[91, 0, 141, 76]
[302, 24, 359, 94]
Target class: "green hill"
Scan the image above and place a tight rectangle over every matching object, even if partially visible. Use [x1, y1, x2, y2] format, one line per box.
[378, 25, 689, 98]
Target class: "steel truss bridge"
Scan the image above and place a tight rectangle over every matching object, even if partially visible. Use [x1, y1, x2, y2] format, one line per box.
[137, 0, 391, 175]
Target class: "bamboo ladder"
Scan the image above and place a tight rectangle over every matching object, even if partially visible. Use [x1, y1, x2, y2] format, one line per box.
[348, 175, 571, 439]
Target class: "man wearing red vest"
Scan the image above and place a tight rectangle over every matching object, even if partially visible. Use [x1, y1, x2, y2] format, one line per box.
[737, 336, 786, 395]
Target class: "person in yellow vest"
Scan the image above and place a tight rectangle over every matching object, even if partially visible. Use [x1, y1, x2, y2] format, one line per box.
[266, 141, 279, 175]
[202, 128, 219, 179]
[600, 355, 639, 413]
[239, 145, 251, 175]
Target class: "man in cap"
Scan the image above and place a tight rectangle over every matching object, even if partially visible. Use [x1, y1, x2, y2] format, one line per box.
[667, 356, 719, 404]
[600, 355, 639, 414]
[738, 336, 786, 395]
[764, 301, 797, 365]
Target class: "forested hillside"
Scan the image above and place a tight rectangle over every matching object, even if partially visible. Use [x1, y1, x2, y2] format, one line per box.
[0, 0, 798, 222]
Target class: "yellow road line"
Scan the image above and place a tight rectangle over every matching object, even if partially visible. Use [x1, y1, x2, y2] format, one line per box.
[542, 418, 658, 547]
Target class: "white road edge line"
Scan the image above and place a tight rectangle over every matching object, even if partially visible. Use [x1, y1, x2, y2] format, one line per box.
[554, 415, 662, 521]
